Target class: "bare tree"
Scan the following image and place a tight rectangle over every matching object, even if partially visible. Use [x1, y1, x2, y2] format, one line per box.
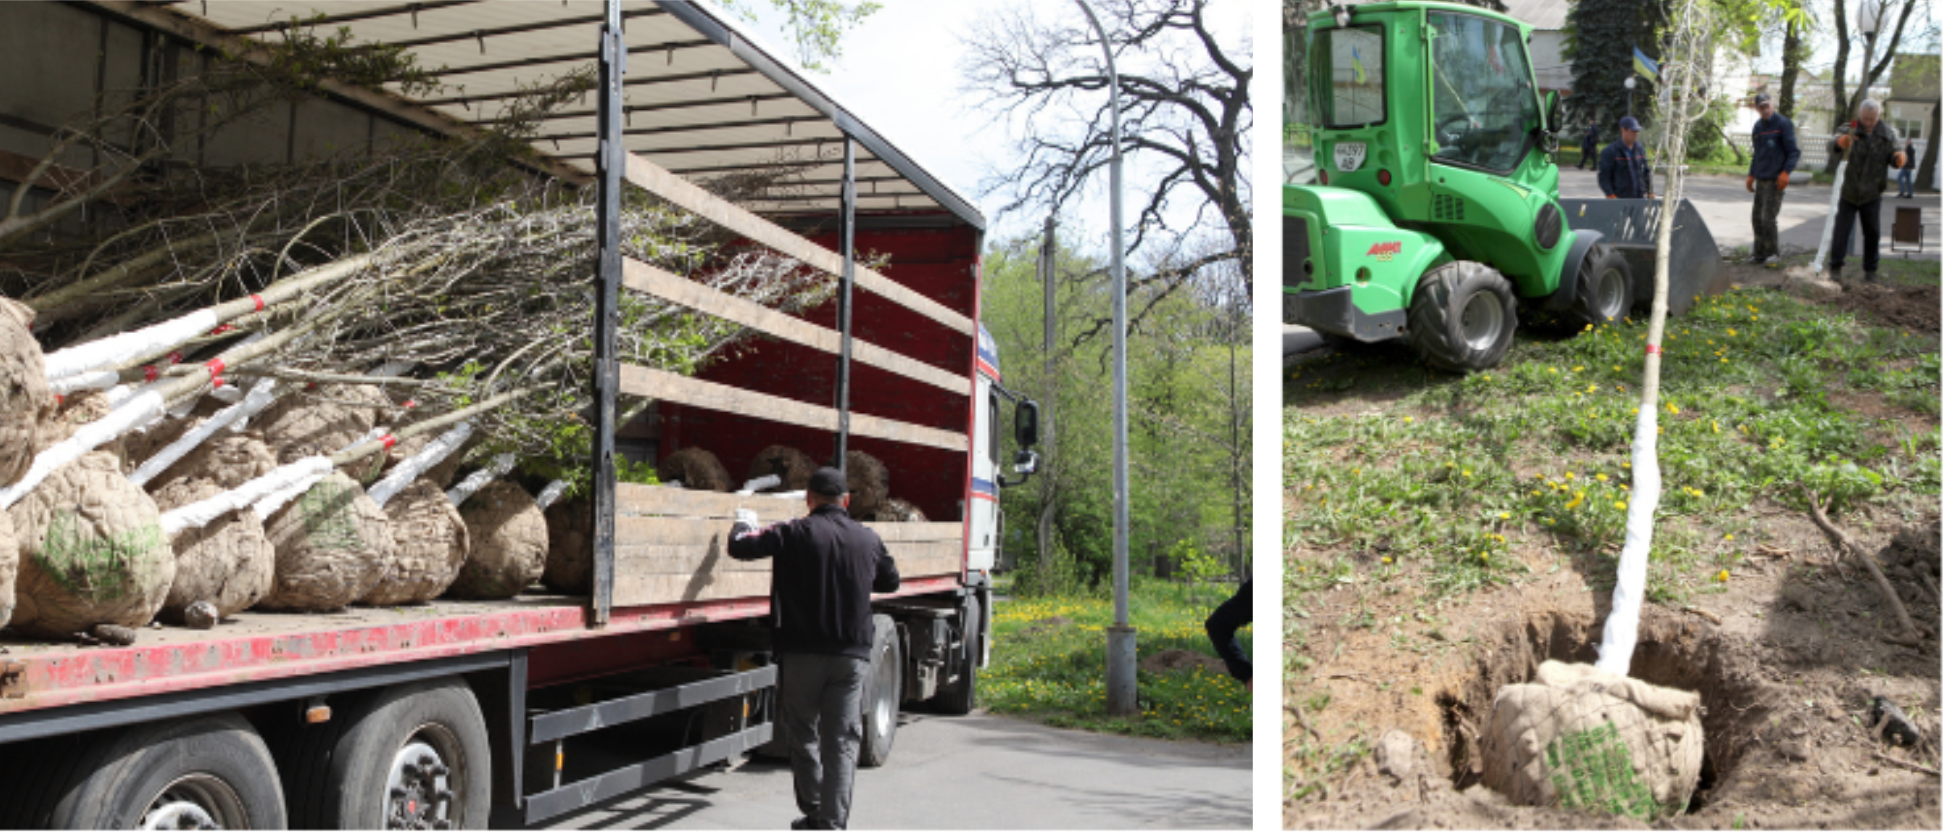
[1822, 0, 1923, 173]
[961, 0, 1252, 320]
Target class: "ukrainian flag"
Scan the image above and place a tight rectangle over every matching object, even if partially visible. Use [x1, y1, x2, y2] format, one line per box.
[1352, 45, 1367, 84]
[1632, 47, 1660, 82]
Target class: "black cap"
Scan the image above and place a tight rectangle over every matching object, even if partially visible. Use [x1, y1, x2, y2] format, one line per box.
[1753, 93, 1772, 106]
[808, 467, 848, 497]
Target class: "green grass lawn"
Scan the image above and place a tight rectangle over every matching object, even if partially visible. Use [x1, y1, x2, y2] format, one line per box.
[982, 580, 1252, 743]
[1286, 287, 1940, 606]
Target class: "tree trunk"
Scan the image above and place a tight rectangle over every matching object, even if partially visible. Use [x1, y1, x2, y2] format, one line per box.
[1825, 1, 1852, 174]
[1778, 18, 1803, 121]
[1919, 102, 1941, 193]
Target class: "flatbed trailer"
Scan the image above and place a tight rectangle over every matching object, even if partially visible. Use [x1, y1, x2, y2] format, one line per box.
[0, 1, 1036, 827]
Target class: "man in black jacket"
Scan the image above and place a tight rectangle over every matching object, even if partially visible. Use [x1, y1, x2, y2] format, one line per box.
[1598, 116, 1654, 200]
[729, 467, 900, 830]
[1579, 119, 1601, 170]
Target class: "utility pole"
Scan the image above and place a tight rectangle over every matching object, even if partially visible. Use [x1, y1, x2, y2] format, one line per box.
[1073, 0, 1137, 717]
[1038, 217, 1058, 583]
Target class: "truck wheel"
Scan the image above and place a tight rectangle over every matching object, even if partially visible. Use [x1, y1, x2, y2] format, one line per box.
[42, 713, 286, 829]
[1406, 261, 1517, 372]
[308, 679, 492, 830]
[859, 614, 902, 768]
[933, 595, 980, 715]
[1569, 242, 1633, 327]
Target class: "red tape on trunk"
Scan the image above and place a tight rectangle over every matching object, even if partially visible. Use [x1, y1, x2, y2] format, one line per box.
[209, 324, 233, 336]
[402, 400, 418, 409]
[211, 375, 225, 389]
[380, 434, 397, 450]
[251, 294, 265, 312]
[143, 365, 159, 382]
[204, 358, 225, 379]
[1645, 344, 1661, 355]
[167, 351, 183, 365]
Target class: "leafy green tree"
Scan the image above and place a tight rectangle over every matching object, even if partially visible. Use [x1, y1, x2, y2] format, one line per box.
[1564, 0, 1669, 129]
[716, 0, 881, 72]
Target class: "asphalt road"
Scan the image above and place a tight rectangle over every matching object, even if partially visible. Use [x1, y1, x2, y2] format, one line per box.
[528, 713, 1252, 830]
[1556, 166, 1941, 260]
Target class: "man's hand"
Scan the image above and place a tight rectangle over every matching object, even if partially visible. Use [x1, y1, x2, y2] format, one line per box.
[1746, 175, 1754, 193]
[731, 509, 760, 538]
[1777, 172, 1790, 191]
[1606, 194, 1616, 199]
[1837, 133, 1854, 151]
[1645, 193, 1656, 200]
[1893, 152, 1907, 169]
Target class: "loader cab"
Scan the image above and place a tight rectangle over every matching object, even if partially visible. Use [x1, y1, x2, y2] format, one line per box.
[1305, 2, 1575, 298]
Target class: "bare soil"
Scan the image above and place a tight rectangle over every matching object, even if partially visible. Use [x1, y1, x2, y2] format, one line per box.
[1728, 262, 1941, 335]
[1285, 514, 1942, 829]
[1141, 648, 1228, 675]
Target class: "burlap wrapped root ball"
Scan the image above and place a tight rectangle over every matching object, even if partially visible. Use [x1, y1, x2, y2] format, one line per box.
[361, 479, 469, 606]
[0, 508, 17, 629]
[0, 297, 50, 488]
[258, 471, 391, 612]
[870, 498, 927, 522]
[1480, 660, 1705, 820]
[255, 384, 387, 467]
[6, 451, 175, 637]
[150, 430, 278, 492]
[446, 480, 547, 600]
[541, 498, 592, 594]
[659, 447, 732, 492]
[122, 416, 196, 474]
[36, 389, 118, 458]
[151, 477, 272, 624]
[844, 450, 889, 518]
[748, 445, 816, 493]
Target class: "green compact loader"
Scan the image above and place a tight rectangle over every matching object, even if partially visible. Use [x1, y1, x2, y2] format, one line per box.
[1285, 2, 1723, 372]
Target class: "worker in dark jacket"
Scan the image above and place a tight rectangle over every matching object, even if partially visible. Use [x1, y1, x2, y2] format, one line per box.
[1898, 138, 1918, 198]
[1825, 99, 1906, 283]
[1579, 120, 1601, 170]
[729, 467, 900, 831]
[1598, 116, 1654, 200]
[1744, 93, 1800, 266]
[1204, 579, 1252, 690]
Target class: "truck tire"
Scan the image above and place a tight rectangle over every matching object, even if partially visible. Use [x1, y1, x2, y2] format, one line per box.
[303, 679, 492, 830]
[1406, 261, 1517, 373]
[933, 595, 980, 715]
[1569, 242, 1633, 327]
[36, 713, 286, 829]
[859, 613, 902, 768]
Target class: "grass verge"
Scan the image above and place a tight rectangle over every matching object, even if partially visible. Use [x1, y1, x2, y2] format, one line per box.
[984, 578, 1252, 743]
[1286, 286, 1940, 609]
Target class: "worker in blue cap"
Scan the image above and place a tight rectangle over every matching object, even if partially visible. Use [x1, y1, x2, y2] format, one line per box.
[1598, 116, 1655, 200]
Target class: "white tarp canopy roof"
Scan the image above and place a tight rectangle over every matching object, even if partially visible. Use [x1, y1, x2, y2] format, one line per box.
[93, 0, 982, 229]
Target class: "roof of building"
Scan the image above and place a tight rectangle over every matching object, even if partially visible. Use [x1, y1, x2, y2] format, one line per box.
[1499, 0, 1570, 31]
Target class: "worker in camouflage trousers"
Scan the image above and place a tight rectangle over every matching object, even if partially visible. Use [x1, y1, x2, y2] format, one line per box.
[1744, 93, 1799, 266]
[1825, 99, 1906, 283]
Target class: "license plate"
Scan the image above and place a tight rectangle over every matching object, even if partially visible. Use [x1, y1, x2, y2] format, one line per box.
[1333, 142, 1367, 172]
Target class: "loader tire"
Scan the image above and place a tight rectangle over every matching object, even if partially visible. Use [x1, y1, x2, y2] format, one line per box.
[1568, 242, 1633, 327]
[1406, 261, 1516, 373]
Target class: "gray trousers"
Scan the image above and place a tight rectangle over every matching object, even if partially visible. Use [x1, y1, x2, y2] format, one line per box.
[1752, 178, 1784, 260]
[779, 652, 868, 829]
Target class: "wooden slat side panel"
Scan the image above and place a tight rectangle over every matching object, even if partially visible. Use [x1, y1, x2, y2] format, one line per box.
[619, 364, 968, 452]
[622, 151, 973, 335]
[861, 522, 964, 543]
[616, 483, 803, 522]
[621, 258, 963, 393]
[609, 533, 959, 608]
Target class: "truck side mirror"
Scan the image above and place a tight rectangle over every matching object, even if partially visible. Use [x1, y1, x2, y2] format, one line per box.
[1015, 400, 1041, 448]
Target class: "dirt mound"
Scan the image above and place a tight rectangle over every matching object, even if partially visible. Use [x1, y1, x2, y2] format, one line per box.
[0, 297, 50, 488]
[869, 498, 927, 522]
[541, 498, 592, 594]
[1140, 648, 1226, 675]
[151, 477, 273, 624]
[1828, 282, 1941, 334]
[844, 450, 889, 518]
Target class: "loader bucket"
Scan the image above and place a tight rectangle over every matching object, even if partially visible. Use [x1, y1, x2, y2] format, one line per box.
[1558, 198, 1726, 318]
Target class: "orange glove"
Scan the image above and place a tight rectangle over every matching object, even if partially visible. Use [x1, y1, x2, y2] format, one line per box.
[1746, 175, 1755, 193]
[1837, 133, 1854, 151]
[1776, 172, 1789, 191]
[1606, 194, 1617, 199]
[1893, 152, 1907, 169]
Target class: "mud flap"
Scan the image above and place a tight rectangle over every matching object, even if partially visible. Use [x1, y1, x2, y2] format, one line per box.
[1558, 198, 1726, 317]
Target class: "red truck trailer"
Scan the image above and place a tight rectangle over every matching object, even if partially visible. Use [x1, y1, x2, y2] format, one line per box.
[0, 2, 1039, 827]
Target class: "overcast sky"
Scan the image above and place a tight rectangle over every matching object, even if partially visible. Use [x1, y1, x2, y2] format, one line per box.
[729, 0, 1254, 250]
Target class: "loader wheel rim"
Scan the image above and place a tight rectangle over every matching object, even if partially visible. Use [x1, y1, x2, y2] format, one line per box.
[140, 774, 246, 830]
[1596, 266, 1626, 318]
[1459, 292, 1505, 351]
[384, 733, 457, 831]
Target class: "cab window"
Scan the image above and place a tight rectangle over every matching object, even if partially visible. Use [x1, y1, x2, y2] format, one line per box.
[1428, 12, 1538, 173]
[1311, 25, 1385, 129]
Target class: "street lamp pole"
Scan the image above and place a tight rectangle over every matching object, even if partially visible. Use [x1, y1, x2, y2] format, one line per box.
[1072, 0, 1137, 717]
[1624, 75, 1636, 119]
